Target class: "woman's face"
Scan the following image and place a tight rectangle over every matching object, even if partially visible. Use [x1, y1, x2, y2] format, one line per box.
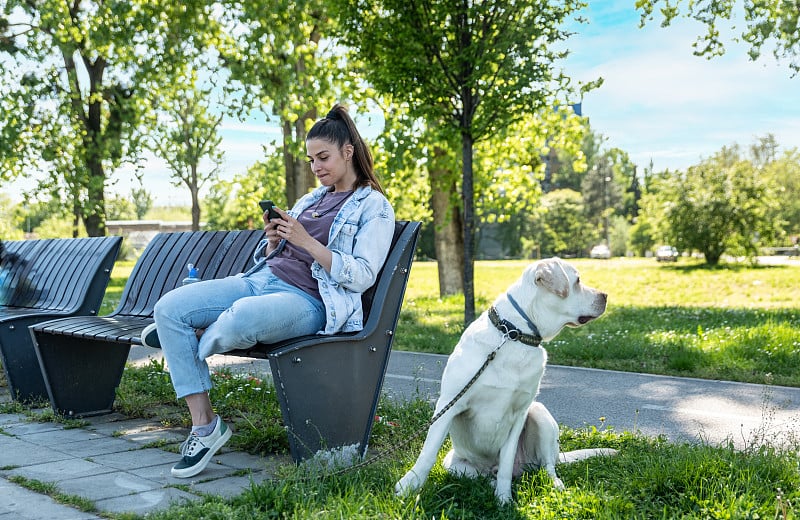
[306, 138, 356, 191]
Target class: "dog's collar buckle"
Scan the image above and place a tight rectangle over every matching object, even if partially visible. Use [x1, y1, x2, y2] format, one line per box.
[488, 306, 542, 347]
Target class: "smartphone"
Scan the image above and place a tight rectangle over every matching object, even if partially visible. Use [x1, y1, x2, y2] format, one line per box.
[259, 200, 281, 220]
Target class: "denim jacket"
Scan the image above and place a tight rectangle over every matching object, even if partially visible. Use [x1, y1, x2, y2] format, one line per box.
[250, 184, 395, 334]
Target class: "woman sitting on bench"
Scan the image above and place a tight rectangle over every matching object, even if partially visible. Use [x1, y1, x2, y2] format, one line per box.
[141, 104, 395, 478]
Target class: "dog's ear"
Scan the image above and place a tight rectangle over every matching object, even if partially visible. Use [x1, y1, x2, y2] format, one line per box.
[533, 258, 570, 298]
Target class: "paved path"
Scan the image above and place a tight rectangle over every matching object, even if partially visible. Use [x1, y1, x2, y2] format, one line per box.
[2, 348, 799, 518]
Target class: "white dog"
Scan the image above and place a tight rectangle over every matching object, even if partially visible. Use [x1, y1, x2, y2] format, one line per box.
[396, 257, 615, 503]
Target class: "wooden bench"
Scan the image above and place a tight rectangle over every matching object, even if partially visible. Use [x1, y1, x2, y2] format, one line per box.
[0, 236, 122, 402]
[31, 221, 420, 463]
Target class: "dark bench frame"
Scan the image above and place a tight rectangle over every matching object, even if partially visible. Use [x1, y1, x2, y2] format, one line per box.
[0, 236, 122, 402]
[31, 221, 420, 463]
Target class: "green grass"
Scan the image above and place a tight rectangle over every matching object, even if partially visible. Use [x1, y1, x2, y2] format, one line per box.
[396, 258, 800, 387]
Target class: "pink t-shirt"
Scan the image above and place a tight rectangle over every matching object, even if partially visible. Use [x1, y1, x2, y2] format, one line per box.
[268, 190, 353, 300]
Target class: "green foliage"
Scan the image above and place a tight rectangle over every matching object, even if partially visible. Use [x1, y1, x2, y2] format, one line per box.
[0, 0, 221, 236]
[534, 189, 597, 257]
[637, 0, 800, 74]
[147, 69, 225, 231]
[218, 0, 351, 205]
[763, 145, 800, 239]
[105, 193, 137, 221]
[131, 186, 154, 220]
[204, 155, 286, 231]
[658, 145, 781, 265]
[333, 0, 596, 322]
[0, 194, 24, 239]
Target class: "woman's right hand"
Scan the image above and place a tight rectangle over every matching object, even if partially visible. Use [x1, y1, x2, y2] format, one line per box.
[263, 210, 283, 251]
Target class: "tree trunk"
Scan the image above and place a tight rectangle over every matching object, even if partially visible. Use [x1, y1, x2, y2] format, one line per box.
[82, 160, 106, 237]
[283, 109, 317, 207]
[461, 131, 475, 325]
[430, 146, 464, 296]
[190, 164, 201, 231]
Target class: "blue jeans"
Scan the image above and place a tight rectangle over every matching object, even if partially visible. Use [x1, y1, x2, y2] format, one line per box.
[153, 264, 325, 398]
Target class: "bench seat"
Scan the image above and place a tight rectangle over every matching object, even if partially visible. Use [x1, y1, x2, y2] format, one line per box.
[0, 236, 122, 401]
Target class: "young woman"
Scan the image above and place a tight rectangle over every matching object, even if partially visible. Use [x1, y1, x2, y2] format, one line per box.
[141, 104, 395, 478]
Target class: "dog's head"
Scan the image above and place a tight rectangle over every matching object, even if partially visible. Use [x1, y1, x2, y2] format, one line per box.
[508, 257, 607, 341]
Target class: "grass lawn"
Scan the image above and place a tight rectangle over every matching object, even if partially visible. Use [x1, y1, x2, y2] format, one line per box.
[397, 257, 800, 387]
[14, 255, 797, 518]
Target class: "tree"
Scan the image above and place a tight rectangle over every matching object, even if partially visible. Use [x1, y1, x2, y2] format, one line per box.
[148, 72, 224, 231]
[636, 0, 800, 75]
[581, 155, 623, 244]
[333, 0, 593, 323]
[131, 187, 153, 220]
[0, 1, 215, 236]
[204, 154, 286, 231]
[534, 189, 596, 257]
[219, 0, 352, 208]
[764, 148, 800, 241]
[660, 145, 781, 265]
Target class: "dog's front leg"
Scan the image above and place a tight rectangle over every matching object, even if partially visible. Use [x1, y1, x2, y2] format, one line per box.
[494, 412, 529, 503]
[395, 412, 454, 496]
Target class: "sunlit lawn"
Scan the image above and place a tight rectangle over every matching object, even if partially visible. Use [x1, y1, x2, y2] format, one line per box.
[397, 257, 800, 387]
[101, 256, 800, 387]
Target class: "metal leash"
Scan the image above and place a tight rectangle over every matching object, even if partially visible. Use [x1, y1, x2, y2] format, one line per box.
[290, 335, 510, 479]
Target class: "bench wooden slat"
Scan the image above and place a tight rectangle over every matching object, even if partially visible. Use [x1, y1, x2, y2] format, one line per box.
[0, 236, 122, 401]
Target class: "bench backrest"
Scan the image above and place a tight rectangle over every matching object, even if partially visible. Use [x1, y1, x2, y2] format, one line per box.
[0, 237, 122, 314]
[112, 230, 265, 317]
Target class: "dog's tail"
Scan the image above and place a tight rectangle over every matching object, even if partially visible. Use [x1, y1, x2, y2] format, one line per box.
[558, 448, 617, 464]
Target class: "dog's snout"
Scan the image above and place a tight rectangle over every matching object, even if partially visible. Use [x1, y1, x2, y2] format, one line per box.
[600, 292, 608, 303]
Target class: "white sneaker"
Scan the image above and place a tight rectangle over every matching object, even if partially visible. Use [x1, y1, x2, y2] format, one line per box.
[140, 322, 161, 349]
[171, 417, 232, 478]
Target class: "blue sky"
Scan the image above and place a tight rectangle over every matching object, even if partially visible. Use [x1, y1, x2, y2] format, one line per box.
[4, 2, 798, 206]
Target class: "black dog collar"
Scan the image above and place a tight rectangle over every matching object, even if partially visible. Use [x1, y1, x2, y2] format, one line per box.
[488, 306, 542, 346]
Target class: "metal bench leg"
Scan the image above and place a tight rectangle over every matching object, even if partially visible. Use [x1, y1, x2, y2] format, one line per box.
[269, 340, 391, 463]
[0, 320, 49, 402]
[33, 332, 131, 417]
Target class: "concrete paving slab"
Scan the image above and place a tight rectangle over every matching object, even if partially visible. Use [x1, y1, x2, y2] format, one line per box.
[189, 472, 271, 498]
[84, 417, 163, 437]
[55, 471, 163, 501]
[23, 427, 105, 446]
[48, 436, 142, 459]
[0, 435, 74, 467]
[2, 420, 66, 436]
[0, 412, 26, 426]
[93, 487, 200, 515]
[0, 479, 100, 520]
[90, 447, 181, 471]
[7, 457, 115, 483]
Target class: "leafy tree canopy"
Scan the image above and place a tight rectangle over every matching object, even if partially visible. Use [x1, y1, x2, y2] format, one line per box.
[637, 0, 800, 74]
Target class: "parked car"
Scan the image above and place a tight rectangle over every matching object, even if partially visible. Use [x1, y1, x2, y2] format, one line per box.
[590, 244, 611, 259]
[656, 245, 679, 262]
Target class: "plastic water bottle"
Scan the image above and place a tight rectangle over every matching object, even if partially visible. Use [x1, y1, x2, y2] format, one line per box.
[182, 263, 201, 285]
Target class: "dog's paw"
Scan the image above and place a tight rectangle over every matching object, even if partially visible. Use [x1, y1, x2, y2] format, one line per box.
[494, 488, 513, 504]
[395, 471, 423, 496]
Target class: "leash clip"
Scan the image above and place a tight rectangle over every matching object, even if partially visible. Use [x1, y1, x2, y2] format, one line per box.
[498, 318, 520, 341]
